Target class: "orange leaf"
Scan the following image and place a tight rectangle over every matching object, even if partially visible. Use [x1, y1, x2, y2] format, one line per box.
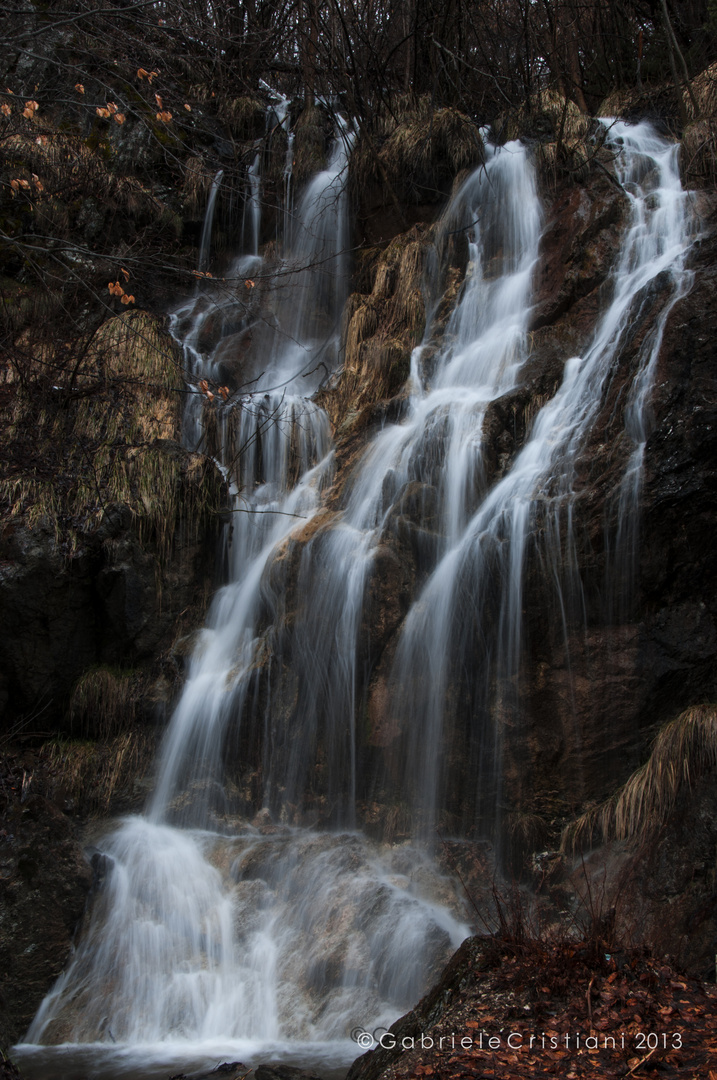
[245, 279, 255, 289]
[96, 107, 110, 119]
[120, 267, 130, 281]
[1, 103, 10, 117]
[107, 101, 118, 115]
[156, 110, 172, 122]
[114, 113, 125, 125]
[154, 93, 163, 108]
[120, 293, 135, 305]
[184, 103, 191, 111]
[74, 83, 85, 94]
[137, 68, 149, 80]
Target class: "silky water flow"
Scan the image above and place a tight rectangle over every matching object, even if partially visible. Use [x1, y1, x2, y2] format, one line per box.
[16, 121, 695, 1078]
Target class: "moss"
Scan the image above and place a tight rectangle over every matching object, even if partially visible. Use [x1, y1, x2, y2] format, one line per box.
[351, 100, 483, 214]
[39, 731, 155, 816]
[0, 311, 226, 560]
[293, 104, 329, 186]
[218, 95, 266, 140]
[68, 666, 145, 739]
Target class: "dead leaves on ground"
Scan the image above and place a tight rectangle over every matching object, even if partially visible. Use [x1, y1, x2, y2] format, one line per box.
[383, 941, 717, 1080]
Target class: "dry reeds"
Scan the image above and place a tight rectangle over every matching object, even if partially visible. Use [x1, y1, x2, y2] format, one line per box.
[69, 666, 144, 740]
[1, 311, 222, 558]
[684, 61, 717, 120]
[217, 95, 266, 138]
[327, 232, 427, 431]
[182, 154, 215, 212]
[680, 62, 717, 186]
[294, 104, 328, 186]
[562, 705, 717, 852]
[4, 132, 162, 223]
[353, 101, 483, 208]
[40, 730, 155, 816]
[682, 118, 717, 185]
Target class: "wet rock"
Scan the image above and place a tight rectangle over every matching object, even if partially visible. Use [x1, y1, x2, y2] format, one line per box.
[0, 786, 92, 1046]
[169, 1063, 248, 1080]
[0, 445, 223, 736]
[254, 1065, 326, 1080]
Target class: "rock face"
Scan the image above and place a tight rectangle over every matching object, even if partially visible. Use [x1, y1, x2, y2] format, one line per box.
[0, 310, 226, 735]
[0, 449, 223, 734]
[229, 159, 717, 861]
[0, 779, 91, 1047]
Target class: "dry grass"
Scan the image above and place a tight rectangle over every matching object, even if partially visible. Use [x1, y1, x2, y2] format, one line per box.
[217, 95, 266, 137]
[684, 61, 717, 120]
[681, 62, 717, 186]
[562, 705, 717, 852]
[351, 99, 483, 209]
[4, 132, 162, 222]
[326, 232, 427, 433]
[1, 311, 222, 558]
[69, 666, 146, 740]
[499, 89, 592, 187]
[682, 117, 717, 185]
[502, 89, 590, 143]
[182, 153, 216, 211]
[39, 730, 155, 816]
[293, 104, 328, 186]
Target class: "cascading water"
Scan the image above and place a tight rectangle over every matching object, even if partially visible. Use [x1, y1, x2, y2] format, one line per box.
[390, 119, 695, 836]
[244, 153, 261, 257]
[198, 169, 223, 274]
[17, 120, 696, 1079]
[256, 139, 543, 826]
[17, 118, 470, 1078]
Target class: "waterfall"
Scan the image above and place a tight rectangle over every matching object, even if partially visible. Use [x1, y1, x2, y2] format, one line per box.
[390, 120, 695, 837]
[244, 153, 261, 257]
[257, 139, 543, 826]
[17, 120, 696, 1078]
[604, 123, 695, 619]
[19, 116, 470, 1077]
[198, 169, 223, 274]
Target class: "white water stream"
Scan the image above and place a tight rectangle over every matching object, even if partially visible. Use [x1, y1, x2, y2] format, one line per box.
[17, 120, 695, 1078]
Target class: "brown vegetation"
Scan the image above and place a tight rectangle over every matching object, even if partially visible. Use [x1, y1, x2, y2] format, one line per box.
[563, 705, 717, 852]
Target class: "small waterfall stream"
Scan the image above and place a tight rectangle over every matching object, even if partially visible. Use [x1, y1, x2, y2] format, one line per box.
[16, 120, 696, 1078]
